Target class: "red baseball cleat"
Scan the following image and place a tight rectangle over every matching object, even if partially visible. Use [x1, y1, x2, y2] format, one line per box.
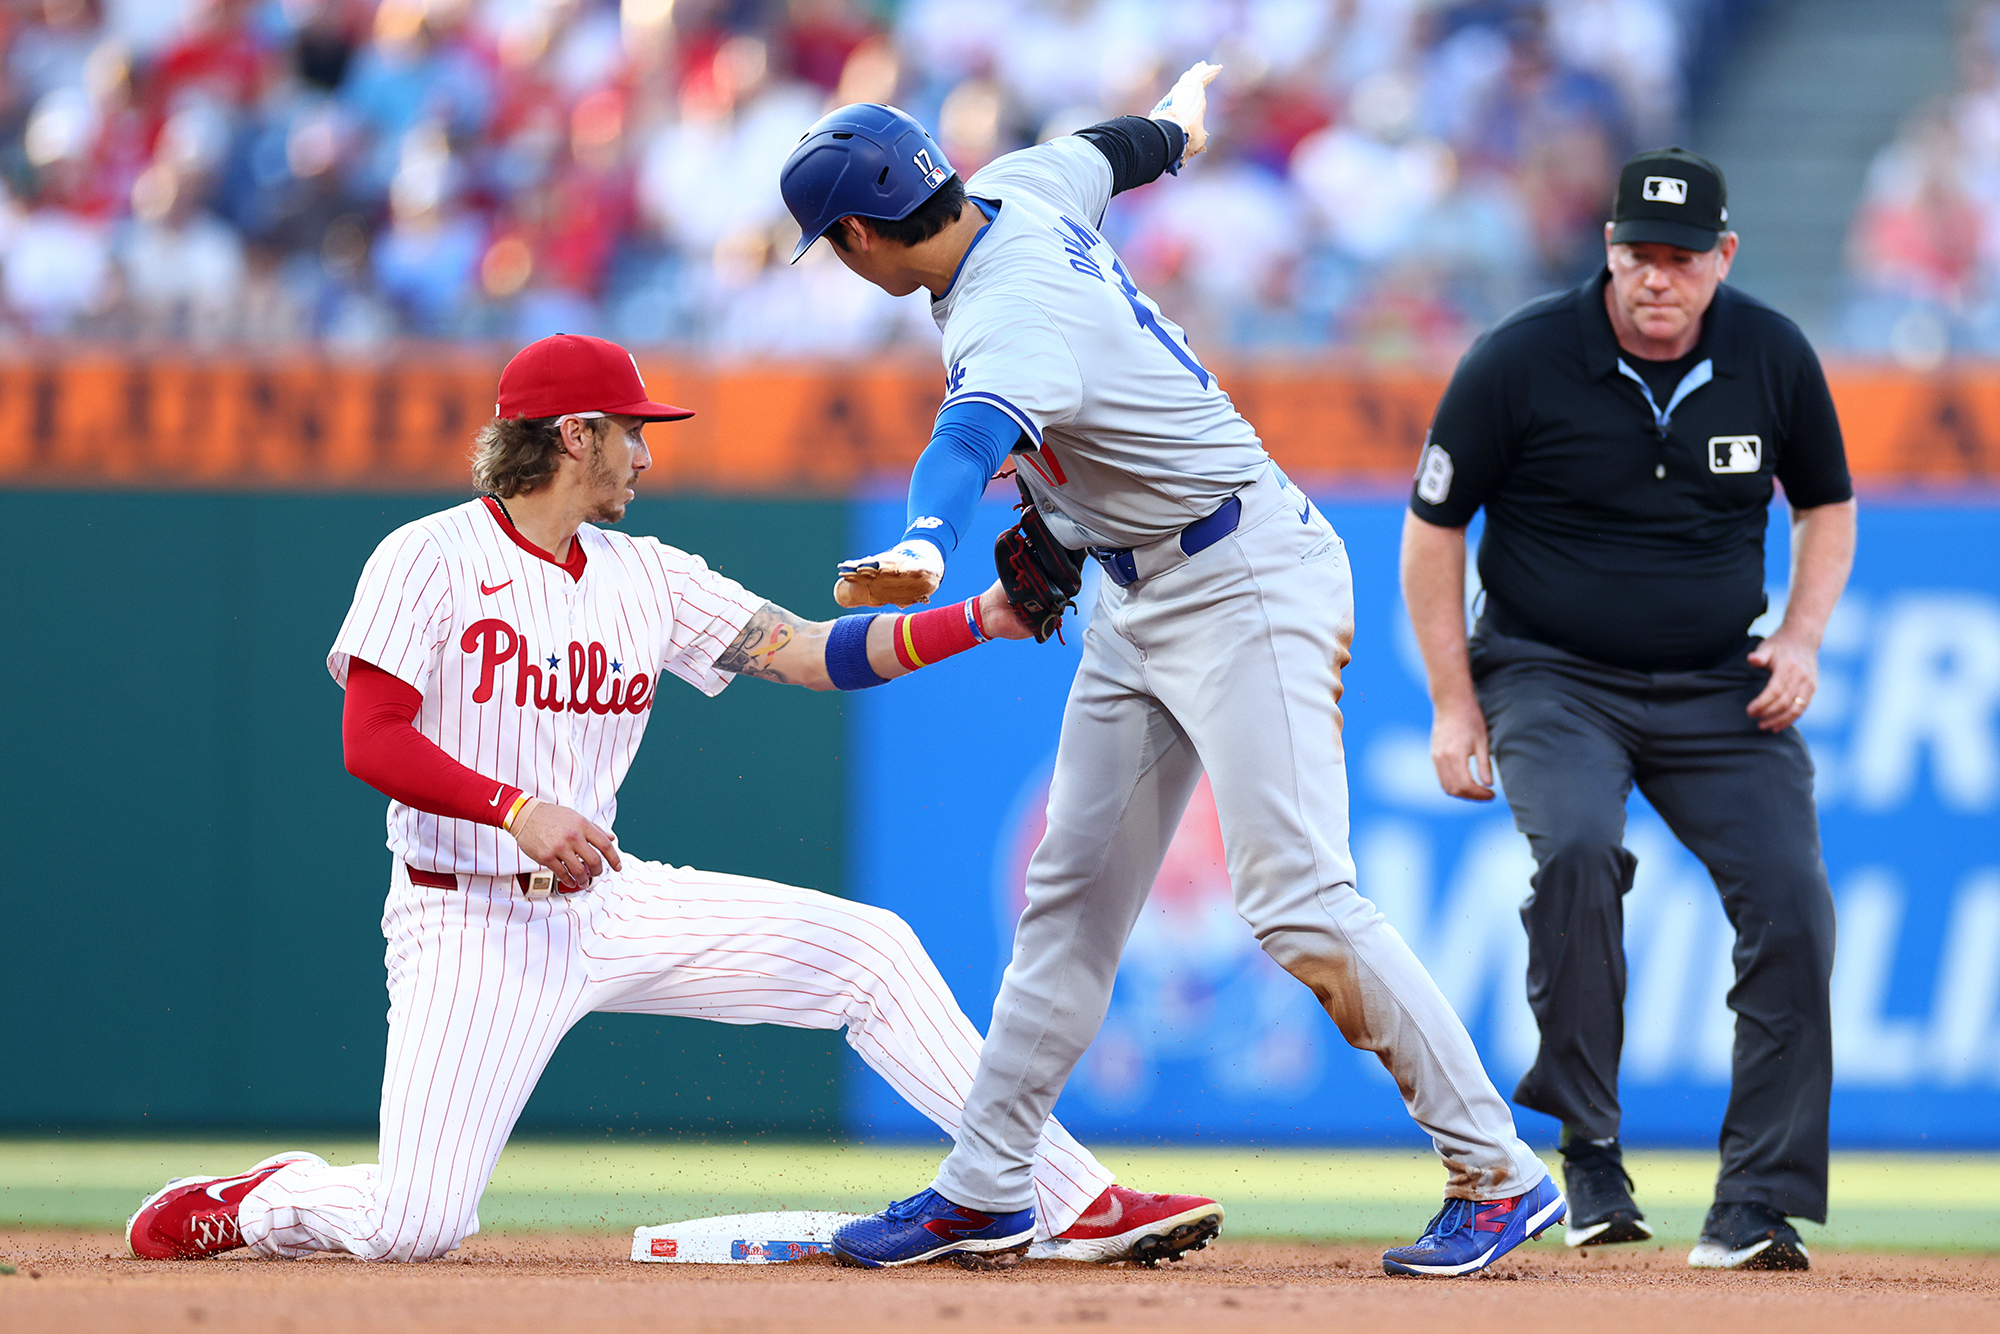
[126, 1152, 324, 1260]
[1028, 1185, 1225, 1265]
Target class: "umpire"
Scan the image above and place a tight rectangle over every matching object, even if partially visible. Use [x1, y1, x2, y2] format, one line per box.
[1399, 148, 1856, 1271]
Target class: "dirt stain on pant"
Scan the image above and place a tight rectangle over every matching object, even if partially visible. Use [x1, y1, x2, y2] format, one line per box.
[1280, 952, 1511, 1200]
[1437, 1155, 1508, 1197]
[1282, 952, 1413, 1102]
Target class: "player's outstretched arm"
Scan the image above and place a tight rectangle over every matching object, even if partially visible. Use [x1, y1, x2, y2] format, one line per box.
[716, 586, 1034, 692]
[1150, 61, 1221, 167]
[833, 402, 1021, 609]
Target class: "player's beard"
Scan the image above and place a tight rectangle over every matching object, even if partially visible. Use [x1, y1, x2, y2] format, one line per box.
[583, 438, 634, 524]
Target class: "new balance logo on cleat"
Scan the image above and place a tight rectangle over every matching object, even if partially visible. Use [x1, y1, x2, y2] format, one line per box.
[832, 1189, 1035, 1268]
[1381, 1176, 1567, 1277]
[923, 1207, 1004, 1241]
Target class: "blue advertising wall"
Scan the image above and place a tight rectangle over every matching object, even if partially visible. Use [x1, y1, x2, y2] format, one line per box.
[845, 491, 2000, 1149]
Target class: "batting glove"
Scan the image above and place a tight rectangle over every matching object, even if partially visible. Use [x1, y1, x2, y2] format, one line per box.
[1151, 61, 1223, 168]
[835, 538, 945, 608]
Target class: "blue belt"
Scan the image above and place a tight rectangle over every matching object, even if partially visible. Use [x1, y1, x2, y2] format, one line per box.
[1087, 493, 1243, 588]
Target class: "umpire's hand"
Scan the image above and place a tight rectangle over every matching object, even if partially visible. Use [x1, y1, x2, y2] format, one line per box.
[1745, 628, 1817, 732]
[511, 800, 622, 889]
[1429, 695, 1497, 801]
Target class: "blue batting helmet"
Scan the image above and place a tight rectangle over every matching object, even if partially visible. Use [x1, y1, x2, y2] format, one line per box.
[780, 103, 956, 262]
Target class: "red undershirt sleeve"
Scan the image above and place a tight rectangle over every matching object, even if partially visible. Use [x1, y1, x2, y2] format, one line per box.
[342, 660, 523, 827]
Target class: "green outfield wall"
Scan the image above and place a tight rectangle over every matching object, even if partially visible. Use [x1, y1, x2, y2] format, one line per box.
[0, 492, 851, 1135]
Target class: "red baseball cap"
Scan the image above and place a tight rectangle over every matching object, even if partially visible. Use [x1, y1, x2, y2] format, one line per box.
[495, 334, 693, 421]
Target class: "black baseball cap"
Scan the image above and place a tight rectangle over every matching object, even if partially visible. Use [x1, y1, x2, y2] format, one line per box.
[1610, 147, 1728, 252]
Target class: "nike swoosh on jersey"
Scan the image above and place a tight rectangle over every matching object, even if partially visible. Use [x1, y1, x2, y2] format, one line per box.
[481, 580, 513, 595]
[488, 786, 506, 807]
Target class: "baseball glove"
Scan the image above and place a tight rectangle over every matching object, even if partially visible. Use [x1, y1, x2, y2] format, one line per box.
[994, 481, 1085, 643]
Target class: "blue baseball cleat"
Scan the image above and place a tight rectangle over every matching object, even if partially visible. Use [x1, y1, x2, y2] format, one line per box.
[1381, 1175, 1567, 1277]
[832, 1188, 1036, 1268]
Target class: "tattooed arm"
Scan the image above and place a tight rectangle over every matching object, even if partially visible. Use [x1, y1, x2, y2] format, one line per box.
[715, 583, 1036, 691]
[713, 602, 837, 689]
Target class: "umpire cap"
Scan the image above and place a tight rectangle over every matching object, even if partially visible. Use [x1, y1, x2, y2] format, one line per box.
[780, 103, 955, 262]
[1611, 147, 1729, 252]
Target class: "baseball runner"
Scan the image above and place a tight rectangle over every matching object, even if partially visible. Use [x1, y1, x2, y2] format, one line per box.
[780, 68, 1562, 1276]
[124, 333, 1223, 1267]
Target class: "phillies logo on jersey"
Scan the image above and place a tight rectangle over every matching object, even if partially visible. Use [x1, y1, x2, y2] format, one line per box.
[461, 618, 654, 715]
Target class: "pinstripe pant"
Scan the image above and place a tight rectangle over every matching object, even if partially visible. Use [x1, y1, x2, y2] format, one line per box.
[238, 859, 1114, 1261]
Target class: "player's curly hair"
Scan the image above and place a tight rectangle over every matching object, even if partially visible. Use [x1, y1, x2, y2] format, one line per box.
[470, 415, 603, 498]
[827, 174, 966, 251]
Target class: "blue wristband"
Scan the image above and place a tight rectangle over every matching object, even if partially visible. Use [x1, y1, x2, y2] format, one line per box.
[826, 614, 889, 690]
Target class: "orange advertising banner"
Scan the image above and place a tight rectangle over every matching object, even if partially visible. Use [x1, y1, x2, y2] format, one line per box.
[0, 354, 1993, 491]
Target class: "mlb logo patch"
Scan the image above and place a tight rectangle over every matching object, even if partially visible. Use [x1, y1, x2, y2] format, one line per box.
[1643, 175, 1688, 204]
[1708, 436, 1762, 473]
[650, 1238, 678, 1257]
[913, 148, 948, 191]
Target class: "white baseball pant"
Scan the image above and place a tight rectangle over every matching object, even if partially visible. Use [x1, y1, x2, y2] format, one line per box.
[238, 860, 1114, 1261]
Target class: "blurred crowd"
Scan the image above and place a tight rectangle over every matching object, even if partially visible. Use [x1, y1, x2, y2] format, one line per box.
[0, 0, 1736, 358]
[1841, 0, 2000, 366]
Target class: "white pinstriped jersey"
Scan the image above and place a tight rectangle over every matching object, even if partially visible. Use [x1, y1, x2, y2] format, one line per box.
[327, 497, 763, 877]
[936, 137, 1268, 551]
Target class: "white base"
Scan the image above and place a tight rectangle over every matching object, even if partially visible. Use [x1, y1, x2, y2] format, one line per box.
[631, 1211, 862, 1264]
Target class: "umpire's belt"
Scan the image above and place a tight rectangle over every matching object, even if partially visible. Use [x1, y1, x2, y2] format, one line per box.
[406, 864, 583, 896]
[1087, 494, 1242, 588]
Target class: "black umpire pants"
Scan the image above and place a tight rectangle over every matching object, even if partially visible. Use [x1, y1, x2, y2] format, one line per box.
[1470, 623, 1836, 1222]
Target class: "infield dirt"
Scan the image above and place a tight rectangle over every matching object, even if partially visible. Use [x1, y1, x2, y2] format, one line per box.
[3, 1231, 1996, 1334]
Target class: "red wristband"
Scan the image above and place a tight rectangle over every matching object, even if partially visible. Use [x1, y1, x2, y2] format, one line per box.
[892, 598, 985, 671]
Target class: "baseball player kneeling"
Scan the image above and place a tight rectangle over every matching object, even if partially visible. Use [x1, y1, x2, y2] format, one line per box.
[125, 333, 1222, 1267]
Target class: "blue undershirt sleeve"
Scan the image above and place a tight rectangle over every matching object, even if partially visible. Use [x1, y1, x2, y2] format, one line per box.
[898, 399, 1021, 558]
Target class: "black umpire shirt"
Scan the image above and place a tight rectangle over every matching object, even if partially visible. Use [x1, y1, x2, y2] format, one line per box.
[1409, 270, 1853, 672]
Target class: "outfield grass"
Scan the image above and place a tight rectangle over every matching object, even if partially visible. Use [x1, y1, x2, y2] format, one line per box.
[4, 1140, 1994, 1254]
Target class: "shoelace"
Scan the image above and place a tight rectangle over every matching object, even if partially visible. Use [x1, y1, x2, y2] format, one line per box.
[880, 1190, 944, 1224]
[188, 1211, 241, 1251]
[1414, 1198, 1474, 1243]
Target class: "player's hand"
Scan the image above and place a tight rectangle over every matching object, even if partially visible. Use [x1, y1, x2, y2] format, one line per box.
[975, 580, 1039, 641]
[510, 800, 622, 889]
[1429, 695, 1496, 801]
[1746, 629, 1818, 732]
[834, 538, 944, 608]
[1150, 61, 1223, 163]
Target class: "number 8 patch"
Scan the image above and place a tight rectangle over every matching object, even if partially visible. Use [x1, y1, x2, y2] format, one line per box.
[1416, 442, 1454, 504]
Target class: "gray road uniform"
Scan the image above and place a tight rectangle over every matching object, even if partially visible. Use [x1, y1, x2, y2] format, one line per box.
[927, 137, 1549, 1214]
